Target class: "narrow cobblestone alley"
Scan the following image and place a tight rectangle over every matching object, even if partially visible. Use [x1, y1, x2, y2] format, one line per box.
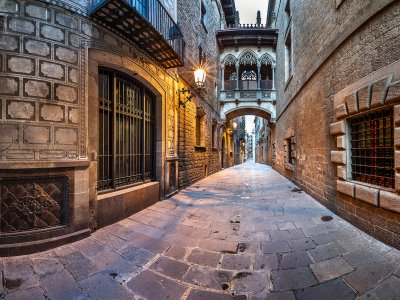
[2, 163, 400, 300]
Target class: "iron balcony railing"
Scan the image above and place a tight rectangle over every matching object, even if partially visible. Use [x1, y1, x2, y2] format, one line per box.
[89, 0, 185, 68]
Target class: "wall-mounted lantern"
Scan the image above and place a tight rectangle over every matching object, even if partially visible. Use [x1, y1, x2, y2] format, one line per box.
[179, 67, 207, 107]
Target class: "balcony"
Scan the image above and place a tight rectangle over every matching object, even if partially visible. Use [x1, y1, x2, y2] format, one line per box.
[88, 0, 185, 69]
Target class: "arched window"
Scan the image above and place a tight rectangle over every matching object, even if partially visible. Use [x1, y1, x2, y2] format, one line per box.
[98, 68, 155, 192]
[241, 70, 257, 80]
[229, 72, 237, 80]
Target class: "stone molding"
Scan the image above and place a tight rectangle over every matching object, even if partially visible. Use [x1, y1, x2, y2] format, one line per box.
[331, 62, 400, 214]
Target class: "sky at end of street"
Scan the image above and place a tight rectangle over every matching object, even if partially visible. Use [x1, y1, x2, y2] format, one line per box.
[235, 0, 269, 133]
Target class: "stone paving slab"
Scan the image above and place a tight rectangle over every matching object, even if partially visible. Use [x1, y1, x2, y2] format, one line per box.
[1, 163, 400, 299]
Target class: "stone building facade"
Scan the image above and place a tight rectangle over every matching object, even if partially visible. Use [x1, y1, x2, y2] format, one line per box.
[0, 0, 225, 254]
[269, 0, 400, 247]
[254, 116, 270, 164]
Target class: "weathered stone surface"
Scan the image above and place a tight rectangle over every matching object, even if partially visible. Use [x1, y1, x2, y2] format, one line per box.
[80, 273, 134, 299]
[335, 103, 348, 119]
[357, 85, 370, 111]
[23, 125, 50, 144]
[386, 81, 400, 103]
[55, 12, 78, 29]
[310, 257, 353, 283]
[357, 276, 400, 300]
[40, 24, 65, 42]
[24, 79, 50, 98]
[0, 34, 19, 52]
[336, 135, 346, 150]
[295, 278, 355, 300]
[344, 92, 358, 115]
[355, 184, 379, 206]
[40, 104, 64, 122]
[254, 254, 278, 270]
[329, 121, 345, 135]
[0, 124, 18, 143]
[0, 76, 19, 95]
[7, 56, 35, 74]
[149, 256, 190, 279]
[127, 270, 187, 299]
[104, 34, 118, 46]
[55, 84, 77, 102]
[271, 267, 317, 291]
[25, 4, 50, 20]
[68, 67, 79, 83]
[337, 166, 347, 180]
[394, 105, 400, 126]
[8, 18, 35, 35]
[0, 0, 19, 13]
[336, 180, 354, 198]
[55, 128, 78, 145]
[68, 108, 79, 124]
[55, 46, 78, 64]
[343, 262, 394, 294]
[379, 190, 400, 213]
[370, 76, 390, 108]
[24, 39, 51, 57]
[187, 290, 246, 300]
[308, 242, 347, 263]
[280, 251, 312, 269]
[331, 150, 346, 164]
[68, 33, 80, 47]
[41, 269, 85, 300]
[221, 254, 252, 270]
[82, 23, 100, 39]
[232, 272, 271, 294]
[7, 100, 35, 120]
[261, 241, 291, 253]
[187, 249, 221, 267]
[40, 61, 65, 80]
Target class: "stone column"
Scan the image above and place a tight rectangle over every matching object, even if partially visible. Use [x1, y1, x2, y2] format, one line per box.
[257, 62, 261, 89]
[272, 64, 276, 90]
[221, 65, 225, 91]
[236, 63, 239, 90]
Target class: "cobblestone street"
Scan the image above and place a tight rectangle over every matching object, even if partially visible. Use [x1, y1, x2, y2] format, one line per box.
[2, 163, 400, 300]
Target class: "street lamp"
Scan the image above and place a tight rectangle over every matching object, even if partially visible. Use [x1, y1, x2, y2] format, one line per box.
[179, 67, 207, 107]
[232, 120, 238, 130]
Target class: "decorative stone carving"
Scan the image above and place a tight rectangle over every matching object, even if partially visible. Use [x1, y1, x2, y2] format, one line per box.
[55, 46, 78, 64]
[23, 125, 50, 144]
[0, 124, 18, 143]
[55, 84, 77, 102]
[24, 39, 51, 57]
[7, 100, 35, 120]
[7, 56, 35, 74]
[0, 76, 19, 95]
[223, 54, 237, 66]
[24, 79, 50, 99]
[8, 18, 35, 35]
[55, 12, 78, 29]
[40, 61, 65, 80]
[25, 4, 50, 21]
[239, 51, 257, 65]
[40, 24, 65, 42]
[40, 104, 65, 122]
[260, 53, 274, 65]
[0, 176, 69, 234]
[55, 128, 78, 145]
[0, 34, 19, 52]
[68, 108, 78, 124]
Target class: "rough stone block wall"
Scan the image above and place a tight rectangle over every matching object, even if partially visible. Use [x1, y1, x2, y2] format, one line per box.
[177, 0, 222, 188]
[273, 0, 400, 248]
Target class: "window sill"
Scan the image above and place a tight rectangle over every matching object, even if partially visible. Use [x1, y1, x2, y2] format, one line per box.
[194, 145, 206, 152]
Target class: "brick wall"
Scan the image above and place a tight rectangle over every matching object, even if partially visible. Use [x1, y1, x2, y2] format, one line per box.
[272, 0, 400, 248]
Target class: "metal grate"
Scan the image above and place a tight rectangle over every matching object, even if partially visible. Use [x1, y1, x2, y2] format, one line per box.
[98, 68, 155, 192]
[350, 107, 394, 188]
